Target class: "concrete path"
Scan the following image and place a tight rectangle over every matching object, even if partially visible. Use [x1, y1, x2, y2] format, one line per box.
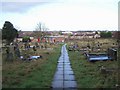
[52, 44, 77, 89]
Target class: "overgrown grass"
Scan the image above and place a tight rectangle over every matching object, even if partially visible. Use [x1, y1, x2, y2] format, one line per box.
[67, 38, 119, 88]
[68, 50, 118, 88]
[2, 44, 62, 88]
[67, 38, 118, 51]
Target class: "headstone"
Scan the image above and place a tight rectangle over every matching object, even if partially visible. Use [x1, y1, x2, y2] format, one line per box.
[35, 42, 39, 48]
[15, 48, 20, 57]
[8, 52, 14, 61]
[5, 45, 15, 61]
[33, 46, 37, 51]
[6, 47, 14, 61]
[41, 45, 43, 49]
[44, 43, 47, 49]
[24, 43, 27, 50]
[107, 48, 117, 60]
[87, 43, 90, 49]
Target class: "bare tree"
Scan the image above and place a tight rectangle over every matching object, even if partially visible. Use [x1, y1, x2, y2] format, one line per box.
[33, 22, 47, 39]
[33, 22, 42, 38]
[33, 22, 48, 49]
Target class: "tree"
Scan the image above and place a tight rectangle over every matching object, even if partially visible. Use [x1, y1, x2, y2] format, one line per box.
[2, 21, 18, 45]
[0, 29, 2, 40]
[33, 22, 48, 42]
[100, 31, 112, 38]
[59, 31, 63, 35]
[22, 36, 31, 42]
[34, 22, 42, 38]
[107, 31, 112, 38]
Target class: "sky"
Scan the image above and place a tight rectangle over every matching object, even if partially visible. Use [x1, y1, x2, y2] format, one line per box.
[0, 0, 119, 31]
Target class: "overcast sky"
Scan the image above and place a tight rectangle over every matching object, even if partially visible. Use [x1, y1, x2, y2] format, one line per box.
[0, 0, 119, 31]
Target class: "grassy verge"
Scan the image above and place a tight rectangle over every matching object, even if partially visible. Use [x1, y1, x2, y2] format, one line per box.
[68, 50, 118, 88]
[2, 44, 62, 88]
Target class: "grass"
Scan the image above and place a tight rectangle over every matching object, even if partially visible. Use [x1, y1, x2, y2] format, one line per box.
[68, 39, 119, 88]
[2, 38, 119, 88]
[2, 44, 62, 88]
[68, 38, 118, 52]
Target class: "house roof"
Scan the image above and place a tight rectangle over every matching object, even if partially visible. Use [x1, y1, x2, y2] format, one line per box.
[45, 36, 64, 38]
[18, 31, 33, 37]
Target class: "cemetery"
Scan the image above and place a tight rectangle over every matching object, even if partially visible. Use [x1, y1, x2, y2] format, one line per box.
[1, 21, 63, 88]
[2, 42, 62, 88]
[1, 0, 120, 89]
[67, 39, 118, 62]
[67, 38, 119, 88]
[2, 35, 119, 88]
[1, 21, 119, 88]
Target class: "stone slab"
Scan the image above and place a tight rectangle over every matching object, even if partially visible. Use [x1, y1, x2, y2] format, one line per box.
[64, 81, 77, 88]
[64, 70, 74, 75]
[57, 68, 64, 71]
[55, 71, 64, 75]
[57, 65, 64, 68]
[64, 65, 71, 68]
[64, 75, 75, 81]
[58, 62, 64, 65]
[64, 62, 71, 64]
[53, 74, 63, 80]
[64, 62, 70, 64]
[58, 61, 64, 63]
[64, 67, 72, 71]
[52, 81, 63, 88]
[64, 60, 70, 62]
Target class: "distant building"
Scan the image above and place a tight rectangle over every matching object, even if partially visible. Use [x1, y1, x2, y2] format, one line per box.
[61, 31, 73, 35]
[45, 36, 65, 43]
[16, 31, 34, 42]
[70, 31, 100, 39]
[18, 31, 33, 38]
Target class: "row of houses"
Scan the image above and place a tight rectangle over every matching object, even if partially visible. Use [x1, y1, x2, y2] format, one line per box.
[16, 31, 119, 43]
[16, 31, 101, 43]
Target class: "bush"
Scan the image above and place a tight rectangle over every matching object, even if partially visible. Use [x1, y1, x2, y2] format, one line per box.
[100, 31, 112, 38]
[22, 36, 31, 42]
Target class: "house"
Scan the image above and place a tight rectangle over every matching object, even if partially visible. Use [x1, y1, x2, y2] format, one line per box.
[70, 31, 100, 39]
[16, 31, 34, 42]
[61, 31, 73, 35]
[45, 36, 65, 43]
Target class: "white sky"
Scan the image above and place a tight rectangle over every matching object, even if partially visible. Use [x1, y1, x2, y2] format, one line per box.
[0, 0, 119, 31]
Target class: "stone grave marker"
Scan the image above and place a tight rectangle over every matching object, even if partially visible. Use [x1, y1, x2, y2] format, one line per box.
[107, 48, 117, 60]
[15, 47, 20, 57]
[6, 45, 14, 61]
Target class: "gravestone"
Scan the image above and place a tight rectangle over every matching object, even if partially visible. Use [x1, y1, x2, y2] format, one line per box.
[35, 42, 39, 48]
[8, 52, 14, 61]
[6, 45, 14, 61]
[33, 46, 36, 51]
[15, 47, 20, 57]
[87, 43, 90, 49]
[24, 43, 27, 50]
[107, 48, 117, 60]
[13, 43, 20, 57]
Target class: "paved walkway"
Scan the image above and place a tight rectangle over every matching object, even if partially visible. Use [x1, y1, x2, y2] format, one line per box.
[52, 44, 77, 89]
